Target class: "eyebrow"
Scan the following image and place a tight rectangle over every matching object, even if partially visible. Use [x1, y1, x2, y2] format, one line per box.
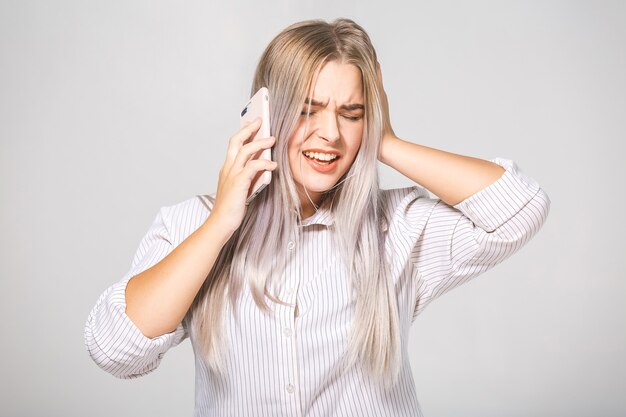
[304, 98, 365, 111]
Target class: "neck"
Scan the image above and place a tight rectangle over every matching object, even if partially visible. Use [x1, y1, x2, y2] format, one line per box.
[297, 188, 324, 220]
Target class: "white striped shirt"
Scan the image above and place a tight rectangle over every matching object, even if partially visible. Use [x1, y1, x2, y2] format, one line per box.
[84, 157, 551, 416]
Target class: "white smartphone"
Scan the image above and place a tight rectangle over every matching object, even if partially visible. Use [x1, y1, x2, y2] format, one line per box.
[240, 86, 272, 205]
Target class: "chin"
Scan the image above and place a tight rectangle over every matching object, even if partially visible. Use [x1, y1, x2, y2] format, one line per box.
[299, 180, 333, 192]
[295, 175, 343, 195]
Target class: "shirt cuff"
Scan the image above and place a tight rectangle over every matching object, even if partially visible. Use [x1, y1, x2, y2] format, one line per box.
[452, 157, 542, 232]
[85, 271, 186, 378]
[111, 273, 184, 346]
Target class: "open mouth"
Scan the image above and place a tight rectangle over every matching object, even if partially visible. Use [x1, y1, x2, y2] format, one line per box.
[302, 151, 340, 165]
[301, 151, 340, 173]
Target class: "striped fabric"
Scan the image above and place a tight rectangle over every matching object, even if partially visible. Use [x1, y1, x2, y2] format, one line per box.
[84, 156, 551, 416]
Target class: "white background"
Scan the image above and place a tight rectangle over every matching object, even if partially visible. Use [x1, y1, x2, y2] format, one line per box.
[1, 1, 624, 416]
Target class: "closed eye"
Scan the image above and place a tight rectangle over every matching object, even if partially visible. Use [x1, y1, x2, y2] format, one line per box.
[300, 111, 362, 122]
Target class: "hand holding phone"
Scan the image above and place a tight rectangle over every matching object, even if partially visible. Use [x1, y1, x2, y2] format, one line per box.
[207, 87, 275, 237]
[210, 111, 277, 237]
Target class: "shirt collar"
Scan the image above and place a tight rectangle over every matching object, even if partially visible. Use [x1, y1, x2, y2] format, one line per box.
[300, 201, 335, 227]
[299, 200, 388, 231]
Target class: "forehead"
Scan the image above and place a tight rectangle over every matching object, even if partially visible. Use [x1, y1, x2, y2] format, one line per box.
[308, 60, 363, 104]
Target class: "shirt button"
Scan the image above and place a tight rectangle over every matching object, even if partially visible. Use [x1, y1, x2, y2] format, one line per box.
[287, 240, 295, 250]
[286, 287, 295, 295]
[286, 383, 295, 394]
[283, 328, 293, 337]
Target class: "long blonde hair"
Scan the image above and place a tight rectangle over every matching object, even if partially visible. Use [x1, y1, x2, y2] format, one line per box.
[184, 17, 401, 387]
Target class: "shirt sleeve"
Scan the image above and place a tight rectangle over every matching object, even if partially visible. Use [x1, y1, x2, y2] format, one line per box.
[83, 206, 189, 379]
[401, 157, 551, 319]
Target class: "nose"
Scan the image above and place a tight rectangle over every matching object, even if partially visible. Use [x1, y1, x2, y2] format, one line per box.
[317, 110, 340, 142]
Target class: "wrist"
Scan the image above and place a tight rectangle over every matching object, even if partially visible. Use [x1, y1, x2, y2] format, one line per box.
[201, 214, 235, 246]
[378, 133, 400, 165]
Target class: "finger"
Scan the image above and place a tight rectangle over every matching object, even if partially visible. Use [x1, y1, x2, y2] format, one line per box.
[242, 158, 278, 180]
[233, 136, 275, 171]
[223, 117, 263, 171]
[235, 159, 278, 189]
[227, 117, 263, 156]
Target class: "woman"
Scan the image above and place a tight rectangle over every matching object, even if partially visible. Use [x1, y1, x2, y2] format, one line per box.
[84, 18, 551, 416]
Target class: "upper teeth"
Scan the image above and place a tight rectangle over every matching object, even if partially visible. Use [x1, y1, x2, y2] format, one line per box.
[303, 151, 338, 161]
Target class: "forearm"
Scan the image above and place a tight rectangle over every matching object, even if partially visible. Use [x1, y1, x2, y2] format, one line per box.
[379, 135, 506, 206]
[125, 215, 232, 339]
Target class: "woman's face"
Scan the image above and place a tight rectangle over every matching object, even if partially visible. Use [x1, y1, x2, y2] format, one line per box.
[288, 60, 365, 211]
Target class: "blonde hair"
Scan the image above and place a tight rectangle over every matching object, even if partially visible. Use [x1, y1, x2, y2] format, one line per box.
[184, 17, 401, 388]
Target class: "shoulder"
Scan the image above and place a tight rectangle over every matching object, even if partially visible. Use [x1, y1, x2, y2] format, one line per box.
[380, 185, 438, 217]
[379, 186, 441, 235]
[161, 193, 216, 246]
[380, 186, 431, 205]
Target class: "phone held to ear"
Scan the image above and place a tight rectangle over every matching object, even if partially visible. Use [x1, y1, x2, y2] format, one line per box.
[240, 87, 272, 205]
